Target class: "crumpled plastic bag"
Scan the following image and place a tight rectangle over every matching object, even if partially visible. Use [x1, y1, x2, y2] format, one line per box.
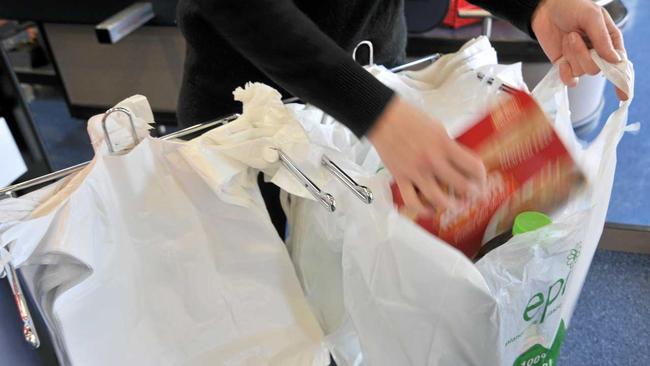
[194, 82, 332, 202]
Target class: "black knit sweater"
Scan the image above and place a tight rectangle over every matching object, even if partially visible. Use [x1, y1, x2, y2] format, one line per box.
[176, 0, 539, 135]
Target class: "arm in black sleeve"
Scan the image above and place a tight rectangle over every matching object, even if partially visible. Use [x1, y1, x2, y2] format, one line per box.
[183, 0, 395, 137]
[467, 0, 541, 38]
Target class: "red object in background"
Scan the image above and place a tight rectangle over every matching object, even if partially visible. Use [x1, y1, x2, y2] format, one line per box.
[391, 90, 584, 259]
[443, 0, 482, 28]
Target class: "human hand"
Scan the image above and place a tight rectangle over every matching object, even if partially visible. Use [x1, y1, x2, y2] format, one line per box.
[368, 96, 487, 214]
[531, 0, 627, 100]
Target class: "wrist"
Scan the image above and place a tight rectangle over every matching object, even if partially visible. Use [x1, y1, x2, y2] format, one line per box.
[367, 95, 402, 143]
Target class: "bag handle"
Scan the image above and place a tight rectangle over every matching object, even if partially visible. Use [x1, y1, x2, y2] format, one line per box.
[581, 50, 635, 177]
[535, 50, 635, 181]
[554, 49, 634, 101]
[590, 49, 634, 101]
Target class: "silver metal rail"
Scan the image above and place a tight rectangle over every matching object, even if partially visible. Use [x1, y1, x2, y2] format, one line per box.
[95, 2, 155, 44]
[0, 114, 239, 197]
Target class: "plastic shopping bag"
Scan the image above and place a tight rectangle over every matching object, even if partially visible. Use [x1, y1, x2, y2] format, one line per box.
[281, 109, 370, 366]
[0, 94, 327, 366]
[341, 50, 634, 366]
[196, 84, 369, 366]
[369, 36, 528, 136]
[282, 36, 527, 366]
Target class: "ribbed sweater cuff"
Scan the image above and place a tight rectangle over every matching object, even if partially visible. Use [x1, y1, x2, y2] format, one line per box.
[323, 61, 396, 137]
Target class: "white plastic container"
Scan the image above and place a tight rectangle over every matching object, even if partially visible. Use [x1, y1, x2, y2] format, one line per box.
[522, 62, 606, 135]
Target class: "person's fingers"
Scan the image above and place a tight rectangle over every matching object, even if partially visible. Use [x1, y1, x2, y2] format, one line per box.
[581, 5, 620, 64]
[562, 34, 585, 78]
[429, 157, 476, 198]
[601, 10, 628, 101]
[559, 60, 578, 87]
[446, 143, 487, 185]
[395, 177, 427, 215]
[412, 172, 454, 210]
[570, 33, 600, 76]
[602, 7, 624, 51]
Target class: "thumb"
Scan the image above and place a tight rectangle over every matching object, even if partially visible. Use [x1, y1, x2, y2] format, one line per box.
[582, 7, 621, 64]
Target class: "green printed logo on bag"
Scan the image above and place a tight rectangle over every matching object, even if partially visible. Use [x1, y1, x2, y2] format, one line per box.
[512, 245, 581, 366]
[513, 320, 566, 366]
[522, 246, 581, 323]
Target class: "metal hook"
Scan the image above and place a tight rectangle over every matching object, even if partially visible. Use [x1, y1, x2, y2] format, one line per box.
[101, 106, 140, 154]
[1, 191, 16, 201]
[476, 72, 517, 94]
[321, 155, 373, 204]
[352, 40, 374, 67]
[273, 149, 336, 212]
[1, 248, 40, 348]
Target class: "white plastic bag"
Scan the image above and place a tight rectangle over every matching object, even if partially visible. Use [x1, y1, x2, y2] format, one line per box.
[282, 144, 368, 366]
[281, 97, 392, 366]
[282, 37, 529, 366]
[341, 51, 634, 366]
[369, 36, 529, 137]
[0, 94, 328, 366]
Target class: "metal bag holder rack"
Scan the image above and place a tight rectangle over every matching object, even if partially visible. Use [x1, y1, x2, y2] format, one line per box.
[0, 43, 520, 352]
[0, 40, 446, 206]
[0, 110, 370, 212]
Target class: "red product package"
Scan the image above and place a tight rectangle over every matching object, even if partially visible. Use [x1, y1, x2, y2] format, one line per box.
[443, 0, 483, 29]
[391, 90, 585, 259]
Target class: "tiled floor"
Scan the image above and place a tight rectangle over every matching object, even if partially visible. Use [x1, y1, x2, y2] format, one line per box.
[2, 1, 649, 364]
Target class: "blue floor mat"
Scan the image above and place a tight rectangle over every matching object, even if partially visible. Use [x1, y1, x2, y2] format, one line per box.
[27, 98, 92, 171]
[559, 250, 650, 365]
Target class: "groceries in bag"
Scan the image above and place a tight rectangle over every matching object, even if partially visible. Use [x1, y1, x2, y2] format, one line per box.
[475, 211, 553, 259]
[392, 89, 585, 259]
